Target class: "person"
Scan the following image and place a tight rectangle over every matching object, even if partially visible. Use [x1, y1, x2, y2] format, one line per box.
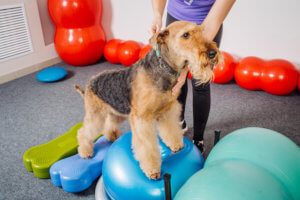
[149, 0, 236, 153]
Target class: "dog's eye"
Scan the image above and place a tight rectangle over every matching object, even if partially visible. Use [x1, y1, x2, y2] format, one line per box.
[182, 32, 190, 39]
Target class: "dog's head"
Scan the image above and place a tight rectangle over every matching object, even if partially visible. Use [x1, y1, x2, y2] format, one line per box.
[150, 21, 221, 85]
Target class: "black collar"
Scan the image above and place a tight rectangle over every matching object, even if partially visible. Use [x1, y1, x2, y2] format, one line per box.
[156, 45, 180, 77]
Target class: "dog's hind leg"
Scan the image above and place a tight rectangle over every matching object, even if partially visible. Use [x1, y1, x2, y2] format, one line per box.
[103, 113, 126, 142]
[130, 114, 161, 180]
[156, 101, 184, 152]
[77, 108, 105, 158]
[77, 90, 106, 158]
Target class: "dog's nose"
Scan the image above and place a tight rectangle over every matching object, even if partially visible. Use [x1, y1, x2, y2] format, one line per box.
[207, 50, 217, 59]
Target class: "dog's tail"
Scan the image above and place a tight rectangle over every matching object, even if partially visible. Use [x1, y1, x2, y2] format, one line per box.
[74, 85, 85, 98]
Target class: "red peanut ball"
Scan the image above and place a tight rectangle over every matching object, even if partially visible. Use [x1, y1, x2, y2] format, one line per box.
[260, 59, 298, 95]
[212, 51, 236, 84]
[48, 0, 106, 66]
[188, 71, 192, 79]
[234, 57, 264, 90]
[117, 41, 141, 67]
[298, 74, 300, 91]
[104, 39, 123, 64]
[139, 44, 152, 60]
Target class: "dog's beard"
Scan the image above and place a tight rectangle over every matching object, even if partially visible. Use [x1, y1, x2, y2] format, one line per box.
[190, 65, 213, 86]
[189, 55, 214, 86]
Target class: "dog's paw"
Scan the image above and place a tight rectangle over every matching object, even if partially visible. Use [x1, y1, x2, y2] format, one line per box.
[140, 162, 161, 180]
[169, 142, 184, 153]
[78, 145, 94, 158]
[145, 168, 161, 180]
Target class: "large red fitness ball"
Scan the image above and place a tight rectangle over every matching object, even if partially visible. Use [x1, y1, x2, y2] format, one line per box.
[117, 41, 141, 67]
[49, 0, 106, 66]
[212, 51, 236, 84]
[139, 44, 152, 60]
[104, 39, 123, 64]
[234, 57, 264, 90]
[54, 26, 106, 66]
[260, 59, 298, 95]
[48, 0, 102, 28]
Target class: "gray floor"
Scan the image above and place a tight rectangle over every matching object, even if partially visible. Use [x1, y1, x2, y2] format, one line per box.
[0, 60, 299, 200]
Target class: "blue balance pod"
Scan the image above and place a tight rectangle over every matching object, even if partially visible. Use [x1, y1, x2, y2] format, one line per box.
[102, 132, 204, 200]
[50, 136, 111, 193]
[37, 67, 67, 82]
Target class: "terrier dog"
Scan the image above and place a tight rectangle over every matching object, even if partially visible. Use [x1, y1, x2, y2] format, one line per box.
[75, 21, 221, 180]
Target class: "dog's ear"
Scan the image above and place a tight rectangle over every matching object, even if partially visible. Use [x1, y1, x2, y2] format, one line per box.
[149, 29, 169, 50]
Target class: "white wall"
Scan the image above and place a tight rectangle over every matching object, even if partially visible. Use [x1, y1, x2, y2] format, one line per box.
[102, 0, 167, 45]
[0, 0, 59, 84]
[102, 0, 300, 69]
[1, 0, 299, 84]
[36, 0, 55, 46]
[221, 0, 300, 66]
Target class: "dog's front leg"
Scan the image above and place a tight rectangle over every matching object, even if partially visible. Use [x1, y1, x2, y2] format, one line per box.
[130, 113, 161, 180]
[157, 101, 184, 152]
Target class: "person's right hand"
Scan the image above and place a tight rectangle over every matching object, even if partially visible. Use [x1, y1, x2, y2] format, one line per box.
[172, 65, 189, 96]
[149, 15, 162, 35]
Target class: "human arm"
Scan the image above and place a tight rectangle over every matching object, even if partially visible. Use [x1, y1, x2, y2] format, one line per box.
[172, 0, 235, 96]
[149, 0, 167, 35]
[171, 65, 189, 96]
[201, 0, 236, 41]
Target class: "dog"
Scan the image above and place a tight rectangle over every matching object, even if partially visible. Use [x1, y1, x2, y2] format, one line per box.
[74, 21, 221, 180]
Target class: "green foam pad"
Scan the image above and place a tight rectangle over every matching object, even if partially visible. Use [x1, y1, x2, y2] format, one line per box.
[23, 123, 86, 179]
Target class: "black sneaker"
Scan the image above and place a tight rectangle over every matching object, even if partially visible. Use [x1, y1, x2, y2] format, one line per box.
[193, 140, 204, 153]
[179, 120, 188, 132]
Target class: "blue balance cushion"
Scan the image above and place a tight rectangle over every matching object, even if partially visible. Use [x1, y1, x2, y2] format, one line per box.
[102, 132, 204, 200]
[50, 136, 112, 193]
[37, 67, 67, 82]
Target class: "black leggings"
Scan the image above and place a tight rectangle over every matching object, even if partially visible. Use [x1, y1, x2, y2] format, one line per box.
[166, 13, 223, 141]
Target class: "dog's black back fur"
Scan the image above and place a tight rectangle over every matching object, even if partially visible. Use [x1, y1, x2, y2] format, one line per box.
[89, 49, 178, 115]
[90, 67, 134, 114]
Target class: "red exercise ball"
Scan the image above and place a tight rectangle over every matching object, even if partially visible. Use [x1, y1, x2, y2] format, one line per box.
[234, 57, 264, 90]
[54, 26, 106, 66]
[139, 44, 152, 60]
[188, 71, 192, 79]
[48, 0, 106, 66]
[117, 41, 141, 67]
[212, 51, 236, 84]
[298, 73, 300, 91]
[260, 59, 298, 95]
[48, 0, 101, 27]
[104, 39, 123, 64]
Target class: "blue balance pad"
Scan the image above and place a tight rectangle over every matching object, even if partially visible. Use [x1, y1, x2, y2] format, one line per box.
[102, 132, 204, 200]
[50, 136, 112, 193]
[37, 67, 67, 82]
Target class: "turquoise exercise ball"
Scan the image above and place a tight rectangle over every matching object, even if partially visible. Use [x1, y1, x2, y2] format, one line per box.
[175, 160, 292, 200]
[205, 127, 300, 200]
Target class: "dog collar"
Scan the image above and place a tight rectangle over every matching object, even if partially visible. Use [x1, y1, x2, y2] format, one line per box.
[156, 44, 180, 77]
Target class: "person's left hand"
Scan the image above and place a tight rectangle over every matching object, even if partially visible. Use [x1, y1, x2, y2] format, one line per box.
[172, 65, 189, 96]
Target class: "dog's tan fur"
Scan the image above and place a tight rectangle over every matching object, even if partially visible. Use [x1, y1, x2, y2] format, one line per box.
[75, 21, 221, 180]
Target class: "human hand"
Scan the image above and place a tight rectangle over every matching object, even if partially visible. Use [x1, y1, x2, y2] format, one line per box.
[149, 14, 162, 35]
[172, 65, 189, 96]
[201, 24, 215, 41]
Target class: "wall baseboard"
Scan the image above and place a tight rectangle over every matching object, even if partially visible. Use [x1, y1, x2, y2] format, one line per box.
[0, 57, 61, 85]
